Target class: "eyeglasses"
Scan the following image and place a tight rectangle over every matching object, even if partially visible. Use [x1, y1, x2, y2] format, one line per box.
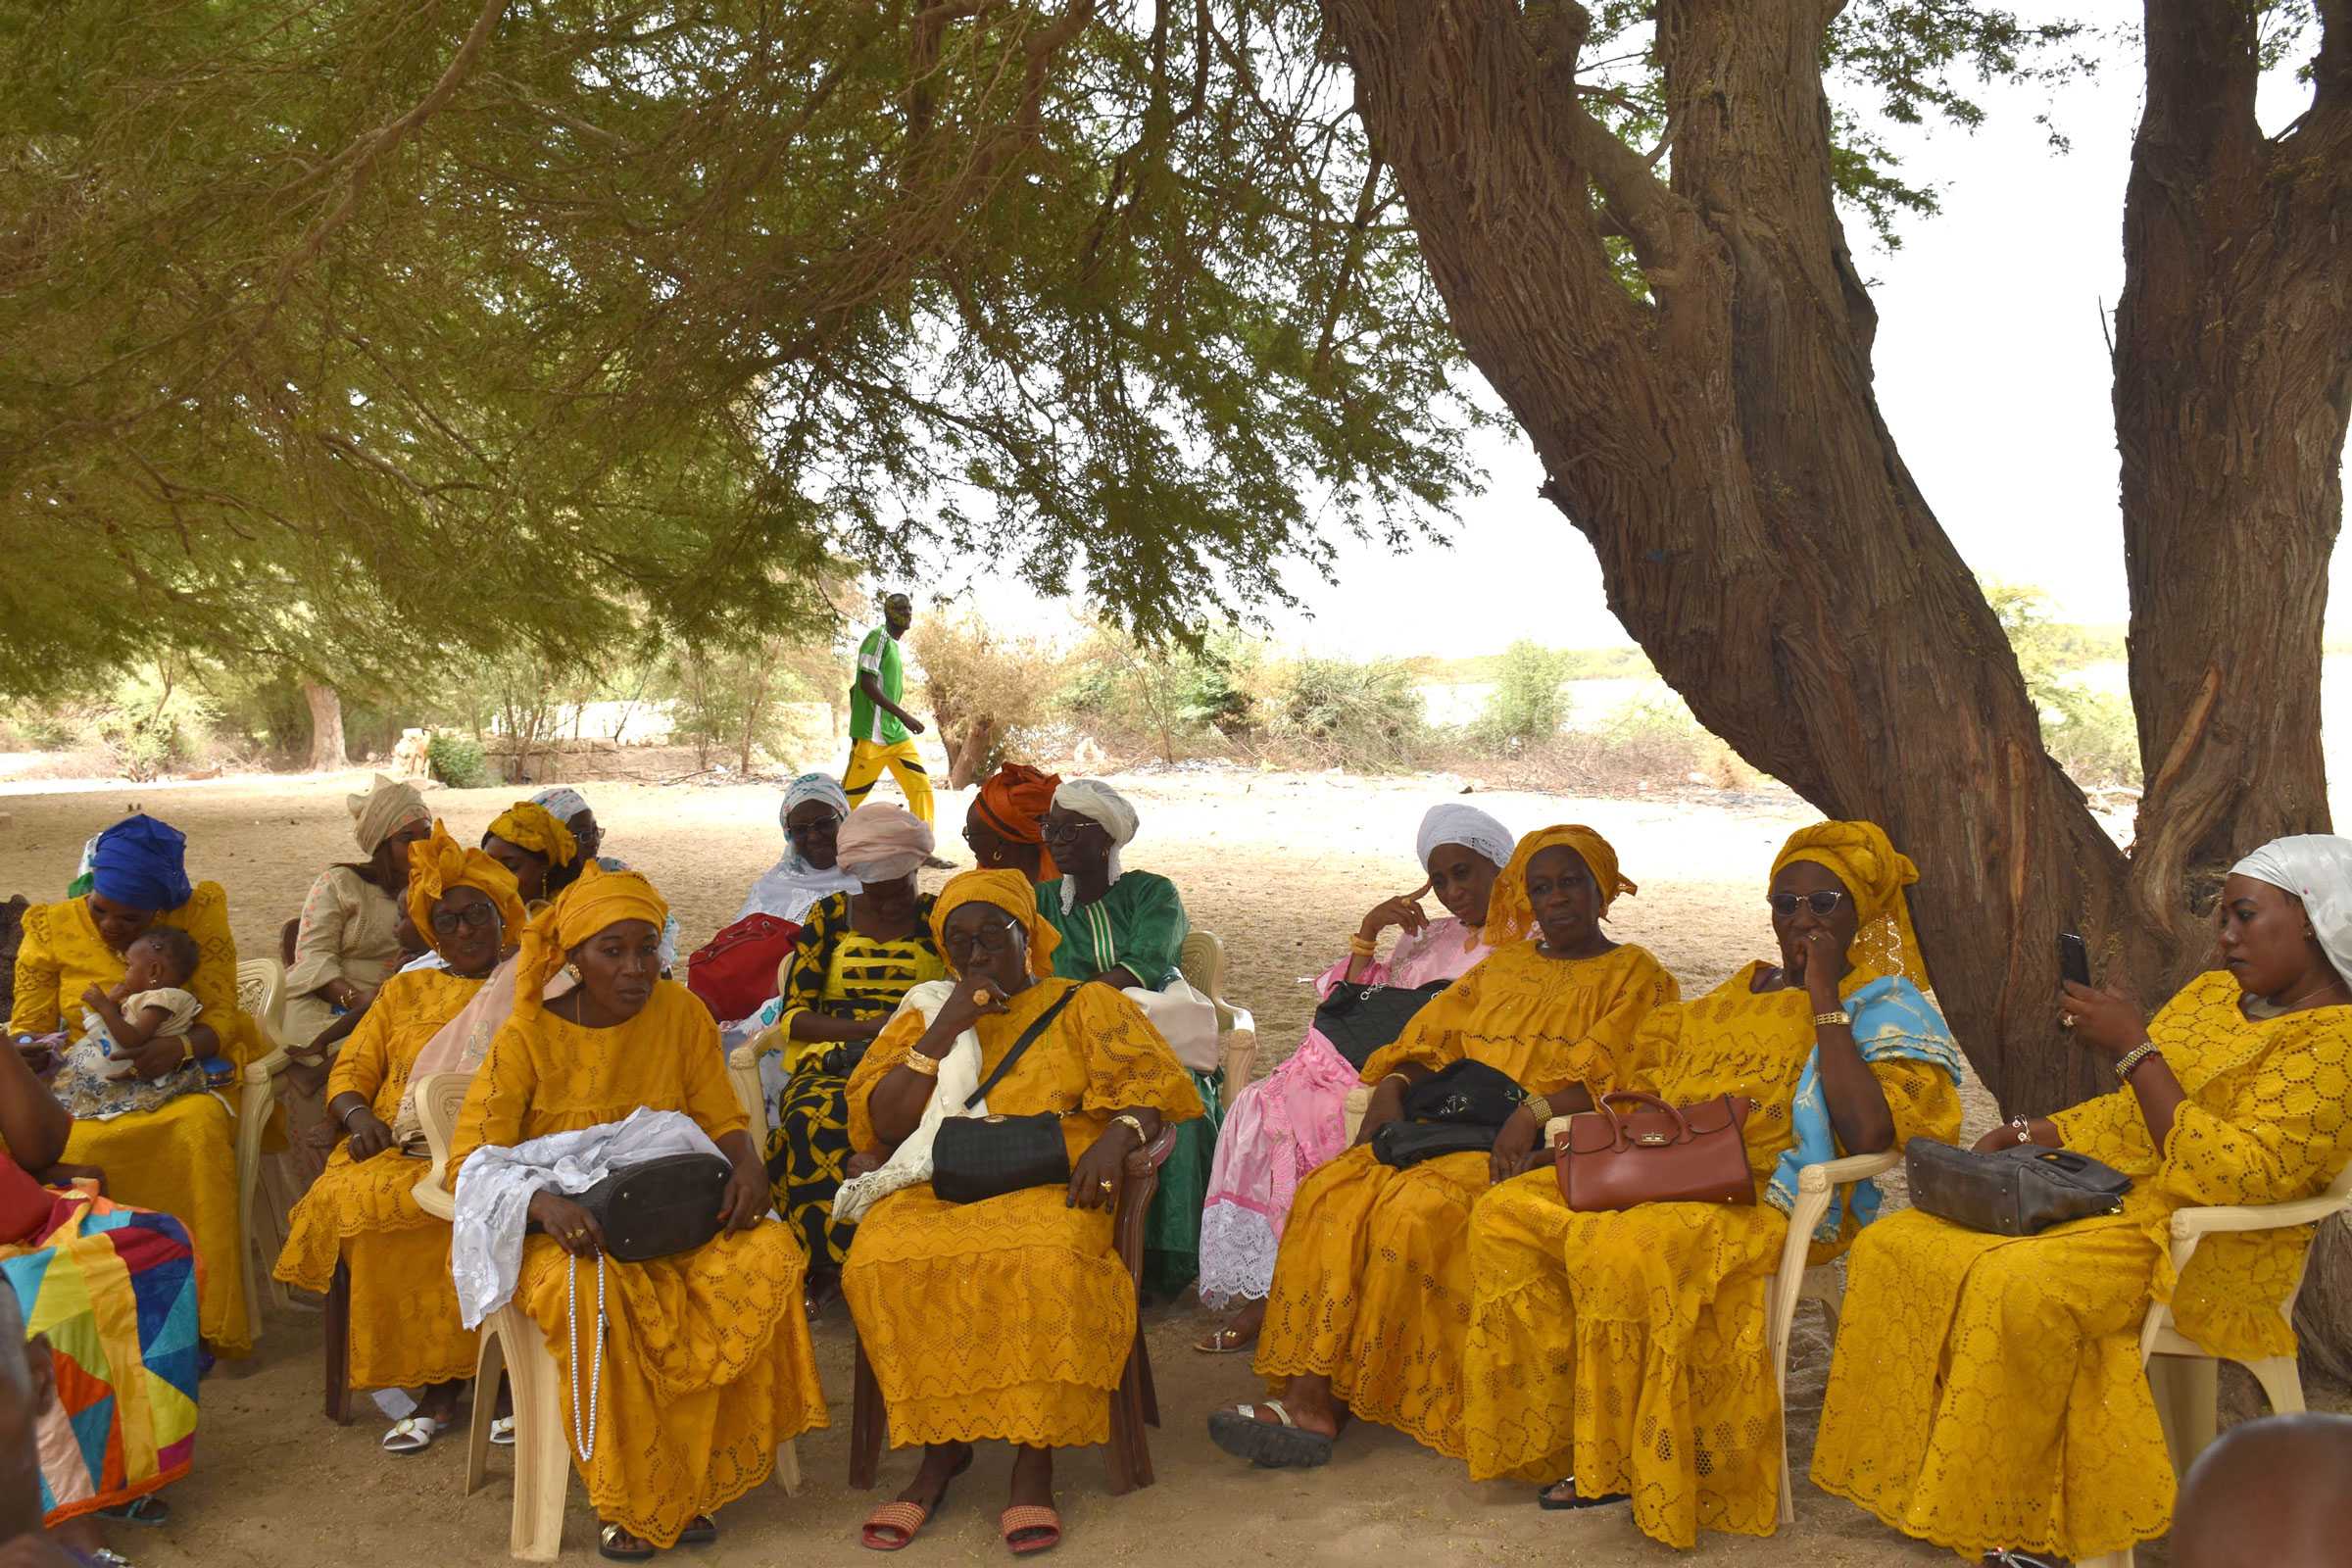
[429, 902, 501, 936]
[1767, 891, 1851, 919]
[785, 813, 844, 843]
[943, 916, 1023, 963]
[1040, 818, 1101, 846]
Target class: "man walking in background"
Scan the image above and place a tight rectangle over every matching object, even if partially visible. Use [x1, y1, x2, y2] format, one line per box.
[844, 592, 935, 825]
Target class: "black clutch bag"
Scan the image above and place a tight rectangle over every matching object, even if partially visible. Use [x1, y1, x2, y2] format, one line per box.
[1315, 980, 1453, 1070]
[926, 988, 1082, 1205]
[1370, 1120, 1498, 1168]
[570, 1152, 734, 1262]
[1400, 1058, 1528, 1127]
[1904, 1137, 2132, 1237]
[931, 1112, 1072, 1203]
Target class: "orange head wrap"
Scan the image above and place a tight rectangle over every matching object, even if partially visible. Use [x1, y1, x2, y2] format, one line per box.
[486, 801, 579, 868]
[514, 861, 670, 1017]
[405, 820, 527, 957]
[928, 868, 1060, 980]
[1770, 819, 1929, 987]
[970, 763, 1062, 881]
[1483, 824, 1637, 946]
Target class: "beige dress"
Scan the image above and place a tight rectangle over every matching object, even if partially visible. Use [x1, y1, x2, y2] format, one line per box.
[267, 865, 406, 1232]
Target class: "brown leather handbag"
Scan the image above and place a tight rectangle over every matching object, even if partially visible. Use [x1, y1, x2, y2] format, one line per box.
[1555, 1091, 1756, 1211]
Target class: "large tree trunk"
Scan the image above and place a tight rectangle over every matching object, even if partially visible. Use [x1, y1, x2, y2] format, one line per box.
[1323, 0, 2132, 1112]
[303, 681, 348, 772]
[2116, 0, 2352, 1378]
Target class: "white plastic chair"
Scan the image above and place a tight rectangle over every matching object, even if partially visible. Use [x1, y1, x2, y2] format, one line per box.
[1542, 1118, 1892, 1528]
[1178, 929, 1258, 1093]
[2078, 1159, 2352, 1568]
[723, 951, 799, 1149]
[233, 956, 289, 1344]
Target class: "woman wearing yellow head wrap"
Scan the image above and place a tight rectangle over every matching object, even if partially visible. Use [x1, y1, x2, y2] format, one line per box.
[447, 864, 828, 1556]
[1460, 818, 1964, 1548]
[481, 801, 580, 905]
[837, 869, 1202, 1554]
[1210, 825, 1676, 1472]
[276, 822, 529, 1452]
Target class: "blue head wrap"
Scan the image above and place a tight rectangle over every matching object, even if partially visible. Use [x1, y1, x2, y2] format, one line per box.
[88, 814, 193, 911]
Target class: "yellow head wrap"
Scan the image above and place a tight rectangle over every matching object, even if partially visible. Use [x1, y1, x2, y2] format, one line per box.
[486, 801, 580, 868]
[1484, 824, 1637, 946]
[514, 861, 670, 1017]
[928, 868, 1060, 979]
[1770, 819, 1929, 987]
[404, 819, 527, 957]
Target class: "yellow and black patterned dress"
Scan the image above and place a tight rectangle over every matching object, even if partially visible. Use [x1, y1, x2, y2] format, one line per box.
[764, 892, 945, 1269]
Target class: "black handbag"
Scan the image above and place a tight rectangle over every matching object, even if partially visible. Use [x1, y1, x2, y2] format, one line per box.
[1370, 1058, 1529, 1168]
[1369, 1121, 1499, 1168]
[1314, 980, 1453, 1070]
[570, 1152, 734, 1262]
[1903, 1137, 2132, 1237]
[929, 989, 1081, 1204]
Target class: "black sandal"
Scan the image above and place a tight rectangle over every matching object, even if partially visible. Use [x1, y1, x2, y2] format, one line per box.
[1539, 1477, 1630, 1511]
[677, 1514, 717, 1546]
[1206, 1400, 1335, 1468]
[598, 1523, 657, 1561]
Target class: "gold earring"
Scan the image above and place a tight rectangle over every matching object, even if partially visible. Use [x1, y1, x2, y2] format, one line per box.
[563, 961, 584, 985]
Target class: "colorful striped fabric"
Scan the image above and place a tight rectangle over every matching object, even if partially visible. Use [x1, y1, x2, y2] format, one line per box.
[2, 1185, 201, 1523]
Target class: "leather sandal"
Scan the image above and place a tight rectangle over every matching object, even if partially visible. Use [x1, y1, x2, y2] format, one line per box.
[1000, 1504, 1062, 1555]
[1191, 1325, 1254, 1354]
[597, 1524, 656, 1562]
[1539, 1476, 1630, 1510]
[677, 1514, 717, 1545]
[1207, 1400, 1334, 1468]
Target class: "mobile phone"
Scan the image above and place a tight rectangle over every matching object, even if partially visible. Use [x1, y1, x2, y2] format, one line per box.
[2057, 931, 2091, 990]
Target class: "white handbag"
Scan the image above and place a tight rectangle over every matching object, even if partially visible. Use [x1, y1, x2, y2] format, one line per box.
[1125, 975, 1220, 1075]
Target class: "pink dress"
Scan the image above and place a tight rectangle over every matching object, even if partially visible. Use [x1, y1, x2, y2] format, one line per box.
[1196, 917, 1491, 1307]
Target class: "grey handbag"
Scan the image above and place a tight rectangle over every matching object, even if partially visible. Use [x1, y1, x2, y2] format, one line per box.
[1903, 1137, 2131, 1237]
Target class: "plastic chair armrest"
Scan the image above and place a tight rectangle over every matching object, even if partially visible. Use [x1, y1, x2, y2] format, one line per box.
[411, 1176, 456, 1223]
[726, 1041, 760, 1073]
[1217, 1019, 1257, 1093]
[2170, 1194, 2349, 1240]
[241, 1046, 291, 1088]
[1795, 1150, 1902, 1193]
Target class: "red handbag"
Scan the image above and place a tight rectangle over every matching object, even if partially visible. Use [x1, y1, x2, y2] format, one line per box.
[1554, 1091, 1756, 1211]
[683, 913, 799, 1022]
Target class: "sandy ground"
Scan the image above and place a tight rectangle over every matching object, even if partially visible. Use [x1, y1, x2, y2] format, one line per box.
[0, 767, 2332, 1566]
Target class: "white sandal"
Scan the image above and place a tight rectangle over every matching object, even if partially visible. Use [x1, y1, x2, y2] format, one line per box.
[381, 1415, 446, 1454]
[490, 1416, 515, 1447]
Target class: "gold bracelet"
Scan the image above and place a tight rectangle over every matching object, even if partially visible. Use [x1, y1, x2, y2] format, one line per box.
[900, 1052, 942, 1079]
[1813, 1008, 1851, 1028]
[2114, 1041, 2163, 1083]
[1521, 1094, 1551, 1124]
[1348, 935, 1378, 958]
[1112, 1112, 1150, 1146]
[1379, 1071, 1410, 1093]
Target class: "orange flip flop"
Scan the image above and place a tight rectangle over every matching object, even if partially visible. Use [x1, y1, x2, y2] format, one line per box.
[1000, 1504, 1062, 1555]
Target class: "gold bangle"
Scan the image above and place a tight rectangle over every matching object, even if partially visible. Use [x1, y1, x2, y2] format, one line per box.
[2114, 1041, 2163, 1083]
[1521, 1094, 1550, 1124]
[1112, 1112, 1149, 1146]
[900, 1052, 942, 1079]
[1348, 935, 1378, 958]
[1813, 1008, 1851, 1029]
[1379, 1071, 1410, 1093]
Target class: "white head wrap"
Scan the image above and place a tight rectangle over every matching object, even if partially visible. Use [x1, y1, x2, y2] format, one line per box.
[1414, 803, 1514, 873]
[2230, 834, 2352, 986]
[835, 802, 935, 883]
[1053, 779, 1138, 908]
[731, 773, 859, 924]
[529, 786, 591, 826]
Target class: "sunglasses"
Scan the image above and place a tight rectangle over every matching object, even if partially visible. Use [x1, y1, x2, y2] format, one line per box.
[1767, 891, 1851, 919]
[429, 902, 501, 936]
[785, 813, 844, 842]
[943, 915, 1024, 962]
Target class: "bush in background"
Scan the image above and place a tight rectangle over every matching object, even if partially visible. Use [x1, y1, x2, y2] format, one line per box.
[910, 612, 1069, 785]
[1259, 654, 1426, 768]
[426, 732, 494, 789]
[1476, 639, 1570, 746]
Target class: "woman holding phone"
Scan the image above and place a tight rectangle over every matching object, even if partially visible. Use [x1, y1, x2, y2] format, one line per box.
[1814, 834, 2352, 1566]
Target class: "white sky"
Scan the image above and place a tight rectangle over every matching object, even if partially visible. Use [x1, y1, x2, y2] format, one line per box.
[940, 10, 2346, 660]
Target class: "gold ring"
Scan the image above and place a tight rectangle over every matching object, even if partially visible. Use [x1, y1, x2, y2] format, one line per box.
[1099, 1177, 1114, 1193]
[2060, 1014, 2077, 1030]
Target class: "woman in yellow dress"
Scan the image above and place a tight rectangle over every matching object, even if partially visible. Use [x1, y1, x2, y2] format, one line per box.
[837, 869, 1203, 1555]
[1812, 834, 2352, 1566]
[6, 813, 263, 1357]
[1207, 825, 1676, 1467]
[479, 800, 580, 906]
[275, 822, 525, 1454]
[449, 865, 828, 1559]
[1462, 819, 1966, 1546]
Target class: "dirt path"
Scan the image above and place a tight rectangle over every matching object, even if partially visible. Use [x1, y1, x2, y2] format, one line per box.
[0, 769, 2326, 1564]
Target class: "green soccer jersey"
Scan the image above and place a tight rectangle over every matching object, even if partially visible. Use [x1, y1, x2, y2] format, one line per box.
[851, 626, 908, 745]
